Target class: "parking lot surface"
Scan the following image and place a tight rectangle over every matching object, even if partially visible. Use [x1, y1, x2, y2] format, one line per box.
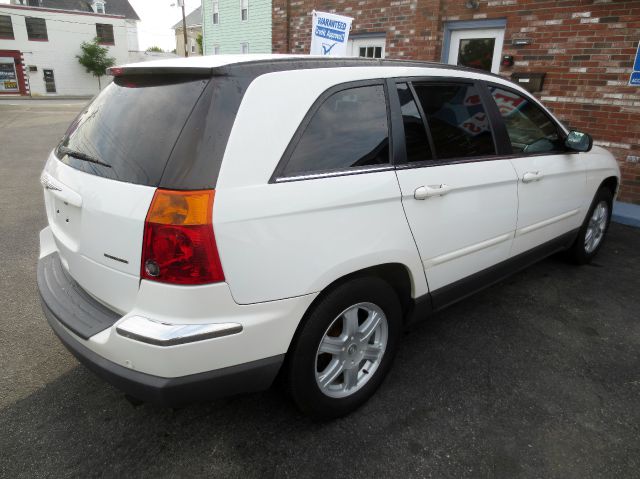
[1, 102, 639, 478]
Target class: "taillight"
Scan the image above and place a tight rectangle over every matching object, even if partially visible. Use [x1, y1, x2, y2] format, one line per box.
[141, 189, 224, 285]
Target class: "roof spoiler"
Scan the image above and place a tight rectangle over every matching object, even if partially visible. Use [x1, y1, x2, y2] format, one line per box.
[107, 66, 215, 76]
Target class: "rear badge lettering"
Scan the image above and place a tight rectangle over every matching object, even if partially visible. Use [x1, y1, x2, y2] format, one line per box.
[104, 253, 129, 264]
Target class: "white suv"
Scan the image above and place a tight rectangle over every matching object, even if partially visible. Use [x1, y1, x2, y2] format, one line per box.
[38, 55, 620, 418]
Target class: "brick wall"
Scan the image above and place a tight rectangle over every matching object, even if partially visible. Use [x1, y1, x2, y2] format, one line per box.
[272, 0, 640, 204]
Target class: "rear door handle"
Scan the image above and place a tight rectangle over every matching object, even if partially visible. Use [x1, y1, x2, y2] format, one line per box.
[414, 184, 453, 200]
[522, 171, 544, 183]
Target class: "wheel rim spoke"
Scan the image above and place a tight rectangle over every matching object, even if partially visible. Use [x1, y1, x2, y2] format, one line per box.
[358, 310, 381, 343]
[342, 308, 359, 337]
[362, 344, 383, 361]
[344, 368, 358, 391]
[318, 358, 344, 388]
[318, 336, 345, 355]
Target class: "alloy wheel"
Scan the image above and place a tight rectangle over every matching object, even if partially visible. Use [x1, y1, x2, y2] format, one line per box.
[314, 302, 388, 398]
[584, 200, 608, 254]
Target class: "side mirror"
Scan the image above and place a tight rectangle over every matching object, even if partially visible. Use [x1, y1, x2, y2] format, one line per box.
[565, 130, 593, 152]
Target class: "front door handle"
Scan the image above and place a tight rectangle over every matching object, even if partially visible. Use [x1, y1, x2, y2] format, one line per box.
[522, 171, 544, 183]
[414, 184, 453, 200]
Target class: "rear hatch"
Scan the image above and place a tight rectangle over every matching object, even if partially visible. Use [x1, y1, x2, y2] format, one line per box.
[41, 73, 212, 314]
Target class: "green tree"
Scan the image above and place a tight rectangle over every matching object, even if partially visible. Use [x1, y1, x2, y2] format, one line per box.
[146, 46, 164, 52]
[76, 38, 115, 90]
[196, 34, 202, 54]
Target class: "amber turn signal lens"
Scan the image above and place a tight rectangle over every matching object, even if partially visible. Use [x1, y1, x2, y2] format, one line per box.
[146, 190, 213, 226]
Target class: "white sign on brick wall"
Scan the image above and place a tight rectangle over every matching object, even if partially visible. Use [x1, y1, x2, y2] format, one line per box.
[310, 11, 353, 56]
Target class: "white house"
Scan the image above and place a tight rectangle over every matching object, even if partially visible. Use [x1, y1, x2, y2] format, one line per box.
[0, 0, 139, 96]
[10, 0, 141, 51]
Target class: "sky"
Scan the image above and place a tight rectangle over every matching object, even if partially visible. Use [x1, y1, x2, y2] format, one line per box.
[128, 0, 201, 52]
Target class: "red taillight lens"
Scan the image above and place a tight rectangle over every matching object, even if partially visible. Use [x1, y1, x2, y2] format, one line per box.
[107, 67, 124, 76]
[141, 189, 224, 285]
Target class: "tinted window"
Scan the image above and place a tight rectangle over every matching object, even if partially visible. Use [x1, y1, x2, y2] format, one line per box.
[283, 85, 389, 176]
[397, 83, 432, 163]
[413, 83, 495, 159]
[26, 17, 47, 41]
[57, 75, 209, 186]
[490, 87, 562, 154]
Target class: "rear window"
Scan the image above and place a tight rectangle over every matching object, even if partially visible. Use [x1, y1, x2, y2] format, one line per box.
[56, 75, 209, 186]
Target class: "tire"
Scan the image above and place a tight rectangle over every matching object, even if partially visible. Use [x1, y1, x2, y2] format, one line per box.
[568, 187, 613, 264]
[287, 276, 402, 419]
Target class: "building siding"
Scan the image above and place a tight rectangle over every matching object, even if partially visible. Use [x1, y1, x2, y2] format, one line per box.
[202, 0, 271, 55]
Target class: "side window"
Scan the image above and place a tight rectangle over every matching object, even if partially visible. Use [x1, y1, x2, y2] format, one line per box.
[412, 82, 496, 159]
[282, 84, 390, 177]
[396, 83, 433, 163]
[490, 87, 563, 154]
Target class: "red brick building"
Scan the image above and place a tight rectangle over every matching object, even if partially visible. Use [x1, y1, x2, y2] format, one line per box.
[272, 0, 640, 205]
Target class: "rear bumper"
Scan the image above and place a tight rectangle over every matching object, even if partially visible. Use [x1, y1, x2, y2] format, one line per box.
[43, 301, 283, 406]
[37, 250, 295, 406]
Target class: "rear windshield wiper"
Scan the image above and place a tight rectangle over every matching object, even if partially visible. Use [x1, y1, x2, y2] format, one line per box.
[58, 146, 111, 168]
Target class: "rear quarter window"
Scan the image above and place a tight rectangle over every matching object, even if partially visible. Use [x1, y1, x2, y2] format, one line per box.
[280, 84, 390, 178]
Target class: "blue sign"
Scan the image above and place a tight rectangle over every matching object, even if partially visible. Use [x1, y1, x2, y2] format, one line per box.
[630, 41, 640, 86]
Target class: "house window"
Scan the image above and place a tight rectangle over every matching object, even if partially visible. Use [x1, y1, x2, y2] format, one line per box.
[241, 42, 249, 54]
[348, 36, 386, 59]
[96, 23, 114, 44]
[0, 15, 14, 39]
[191, 42, 196, 53]
[212, 0, 219, 24]
[25, 17, 48, 41]
[213, 45, 220, 55]
[95, 3, 105, 14]
[241, 0, 248, 21]
[359, 46, 383, 58]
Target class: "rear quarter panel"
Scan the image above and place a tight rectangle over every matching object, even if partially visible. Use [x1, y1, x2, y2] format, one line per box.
[214, 68, 428, 304]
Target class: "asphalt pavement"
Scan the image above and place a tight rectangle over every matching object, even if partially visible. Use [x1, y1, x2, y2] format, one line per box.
[0, 101, 639, 478]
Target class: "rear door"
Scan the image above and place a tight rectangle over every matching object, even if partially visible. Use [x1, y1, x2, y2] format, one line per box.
[484, 84, 587, 256]
[41, 73, 210, 313]
[390, 79, 519, 307]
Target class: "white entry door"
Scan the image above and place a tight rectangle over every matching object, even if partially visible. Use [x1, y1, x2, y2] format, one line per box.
[448, 28, 505, 73]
